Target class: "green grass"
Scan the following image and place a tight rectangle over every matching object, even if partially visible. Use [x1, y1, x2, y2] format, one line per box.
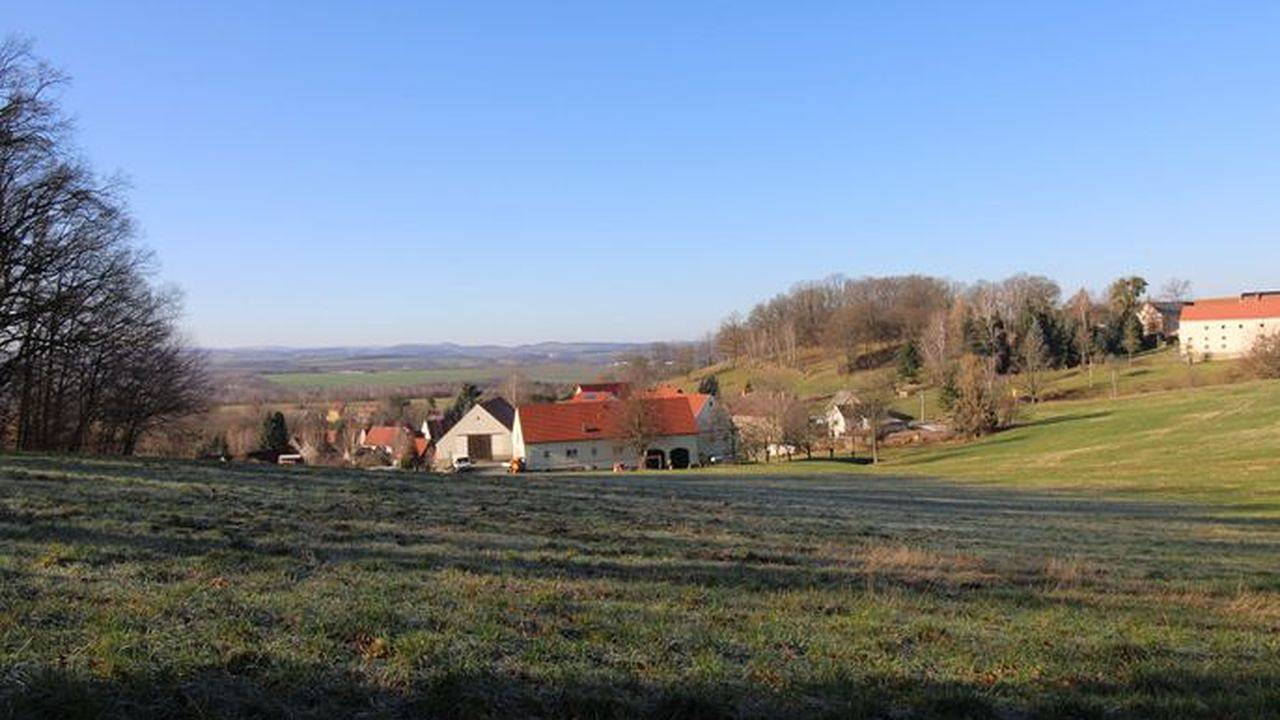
[679, 347, 1248, 421]
[726, 378, 1280, 513]
[4, 373, 1280, 720]
[262, 362, 601, 389]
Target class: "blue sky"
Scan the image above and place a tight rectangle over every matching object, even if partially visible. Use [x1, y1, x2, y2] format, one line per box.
[9, 2, 1280, 347]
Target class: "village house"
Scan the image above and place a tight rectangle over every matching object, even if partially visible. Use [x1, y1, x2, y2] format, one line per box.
[431, 398, 516, 469]
[1179, 291, 1280, 359]
[1138, 300, 1186, 340]
[513, 395, 701, 471]
[357, 424, 430, 466]
[823, 390, 911, 441]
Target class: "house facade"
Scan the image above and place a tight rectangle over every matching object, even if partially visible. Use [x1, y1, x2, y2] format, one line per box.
[1180, 292, 1280, 359]
[1138, 301, 1185, 339]
[640, 385, 736, 462]
[431, 398, 516, 469]
[513, 396, 701, 471]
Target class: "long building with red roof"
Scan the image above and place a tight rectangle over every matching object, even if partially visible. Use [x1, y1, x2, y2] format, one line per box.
[513, 395, 705, 471]
[1180, 291, 1280, 358]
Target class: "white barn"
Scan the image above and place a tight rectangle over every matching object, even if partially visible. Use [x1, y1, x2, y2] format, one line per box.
[431, 398, 516, 469]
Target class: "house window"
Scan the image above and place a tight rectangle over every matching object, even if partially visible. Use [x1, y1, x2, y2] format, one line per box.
[566, 448, 578, 458]
[591, 447, 597, 456]
[543, 450, 550, 459]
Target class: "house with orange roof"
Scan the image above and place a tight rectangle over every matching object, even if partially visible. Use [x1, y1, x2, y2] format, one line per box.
[639, 385, 737, 462]
[513, 395, 702, 471]
[358, 424, 432, 467]
[1179, 291, 1280, 359]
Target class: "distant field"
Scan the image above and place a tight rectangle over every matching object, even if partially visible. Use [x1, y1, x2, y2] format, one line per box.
[3, 377, 1280, 718]
[261, 362, 603, 389]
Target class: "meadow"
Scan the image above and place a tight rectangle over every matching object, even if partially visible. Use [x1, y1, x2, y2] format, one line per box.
[3, 374, 1280, 719]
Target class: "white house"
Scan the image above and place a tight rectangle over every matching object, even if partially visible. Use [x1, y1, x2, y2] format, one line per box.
[431, 398, 516, 469]
[1180, 292, 1280, 359]
[513, 396, 701, 471]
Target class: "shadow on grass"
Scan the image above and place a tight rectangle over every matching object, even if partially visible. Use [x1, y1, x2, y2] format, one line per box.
[1013, 411, 1112, 429]
[5, 660, 1279, 720]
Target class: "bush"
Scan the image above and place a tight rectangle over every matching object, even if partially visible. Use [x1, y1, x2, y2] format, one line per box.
[1244, 332, 1280, 379]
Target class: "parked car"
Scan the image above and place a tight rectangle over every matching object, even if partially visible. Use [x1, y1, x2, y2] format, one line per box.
[451, 456, 474, 473]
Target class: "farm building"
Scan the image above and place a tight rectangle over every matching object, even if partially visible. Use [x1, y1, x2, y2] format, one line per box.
[641, 385, 736, 462]
[1180, 292, 1280, 359]
[431, 398, 516, 469]
[513, 396, 701, 471]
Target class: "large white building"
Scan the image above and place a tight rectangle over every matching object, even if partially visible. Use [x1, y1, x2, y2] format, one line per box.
[513, 395, 702, 471]
[1180, 292, 1280, 359]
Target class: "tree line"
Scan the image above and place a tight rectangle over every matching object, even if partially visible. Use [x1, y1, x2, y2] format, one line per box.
[713, 272, 1193, 439]
[0, 39, 206, 454]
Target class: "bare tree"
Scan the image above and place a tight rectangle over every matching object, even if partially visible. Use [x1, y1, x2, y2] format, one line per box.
[1018, 318, 1049, 404]
[1159, 278, 1193, 302]
[854, 384, 893, 464]
[0, 38, 207, 454]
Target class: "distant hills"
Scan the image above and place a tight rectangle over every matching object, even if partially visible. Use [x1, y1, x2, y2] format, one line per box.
[205, 342, 651, 374]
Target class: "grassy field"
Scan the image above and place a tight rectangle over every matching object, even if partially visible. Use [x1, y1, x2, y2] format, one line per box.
[3, 373, 1280, 719]
[262, 362, 604, 389]
[730, 378, 1280, 512]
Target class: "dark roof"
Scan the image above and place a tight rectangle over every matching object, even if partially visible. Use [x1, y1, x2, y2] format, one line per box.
[480, 397, 516, 430]
[1144, 300, 1186, 314]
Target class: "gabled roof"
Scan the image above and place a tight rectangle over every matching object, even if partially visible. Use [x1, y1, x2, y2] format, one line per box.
[686, 393, 712, 417]
[1182, 292, 1280, 322]
[480, 397, 516, 430]
[517, 397, 698, 444]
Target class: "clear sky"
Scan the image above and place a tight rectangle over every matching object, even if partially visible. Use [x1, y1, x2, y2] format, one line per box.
[8, 2, 1280, 347]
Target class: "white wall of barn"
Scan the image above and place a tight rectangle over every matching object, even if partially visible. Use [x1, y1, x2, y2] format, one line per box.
[433, 404, 513, 467]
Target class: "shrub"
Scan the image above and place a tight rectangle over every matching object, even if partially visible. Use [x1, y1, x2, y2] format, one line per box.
[1244, 331, 1280, 379]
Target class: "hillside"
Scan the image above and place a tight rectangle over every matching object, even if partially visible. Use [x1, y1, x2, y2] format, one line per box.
[715, 377, 1280, 512]
[4, 434, 1280, 717]
[673, 345, 1249, 420]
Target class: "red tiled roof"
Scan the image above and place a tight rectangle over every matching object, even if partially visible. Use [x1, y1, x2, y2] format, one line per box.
[1181, 293, 1280, 321]
[363, 426, 402, 447]
[687, 393, 712, 417]
[518, 397, 697, 444]
[414, 436, 429, 457]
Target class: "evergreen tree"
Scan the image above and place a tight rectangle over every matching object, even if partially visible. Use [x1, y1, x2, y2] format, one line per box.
[443, 383, 482, 427]
[697, 375, 720, 396]
[260, 412, 290, 453]
[895, 340, 922, 383]
[937, 364, 960, 411]
[1122, 314, 1144, 362]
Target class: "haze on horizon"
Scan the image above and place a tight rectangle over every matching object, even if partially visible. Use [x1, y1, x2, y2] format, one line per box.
[9, 2, 1280, 348]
